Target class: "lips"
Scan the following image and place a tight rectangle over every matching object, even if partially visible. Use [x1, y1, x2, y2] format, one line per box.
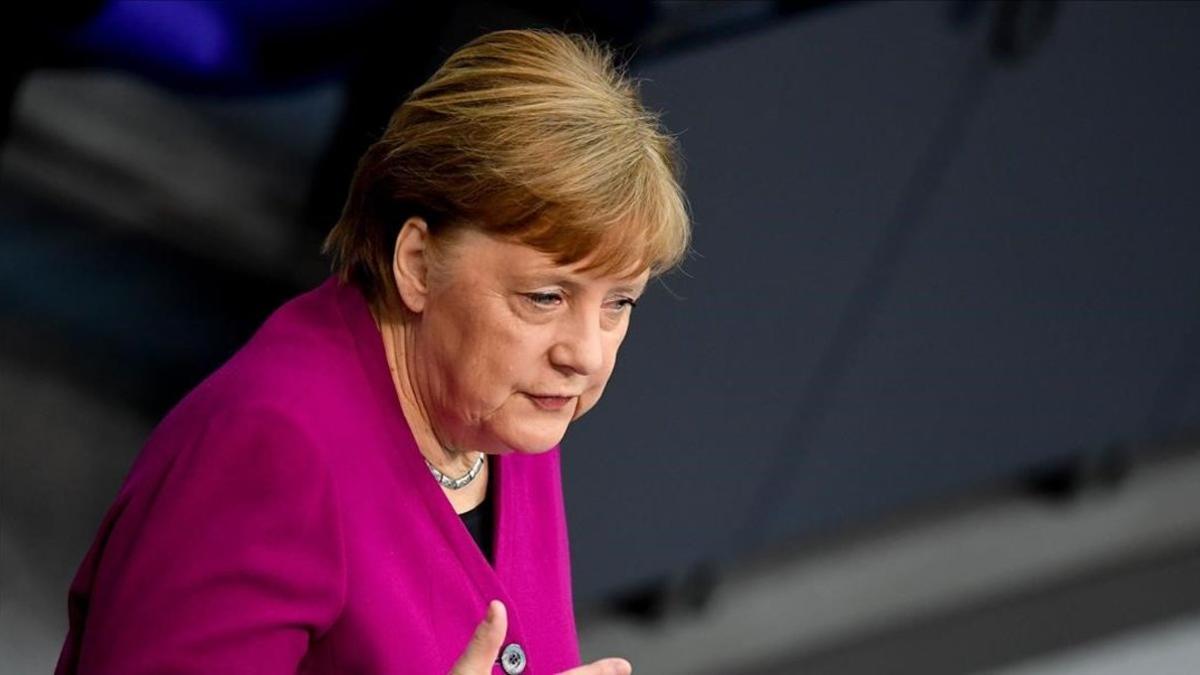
[526, 394, 576, 411]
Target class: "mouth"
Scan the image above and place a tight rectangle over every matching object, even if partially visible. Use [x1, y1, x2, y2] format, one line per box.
[525, 393, 577, 411]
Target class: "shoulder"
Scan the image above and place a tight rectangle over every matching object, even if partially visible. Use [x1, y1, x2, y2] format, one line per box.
[177, 280, 372, 435]
[213, 281, 362, 411]
[129, 281, 373, 490]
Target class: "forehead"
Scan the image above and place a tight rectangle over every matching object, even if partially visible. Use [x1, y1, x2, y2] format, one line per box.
[451, 229, 650, 287]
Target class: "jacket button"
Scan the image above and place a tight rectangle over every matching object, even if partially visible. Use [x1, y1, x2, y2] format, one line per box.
[499, 643, 527, 674]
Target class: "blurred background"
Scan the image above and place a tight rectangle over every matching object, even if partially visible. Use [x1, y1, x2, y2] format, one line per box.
[3, 1, 1200, 673]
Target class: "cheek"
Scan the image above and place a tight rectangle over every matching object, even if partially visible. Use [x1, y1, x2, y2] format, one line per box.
[423, 311, 512, 410]
[451, 321, 552, 405]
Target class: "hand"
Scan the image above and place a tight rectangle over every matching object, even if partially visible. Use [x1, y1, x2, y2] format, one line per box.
[451, 600, 632, 675]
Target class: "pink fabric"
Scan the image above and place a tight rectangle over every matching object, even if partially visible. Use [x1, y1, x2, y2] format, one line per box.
[56, 278, 581, 674]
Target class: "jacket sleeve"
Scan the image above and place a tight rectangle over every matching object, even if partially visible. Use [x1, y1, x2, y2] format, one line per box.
[63, 405, 346, 674]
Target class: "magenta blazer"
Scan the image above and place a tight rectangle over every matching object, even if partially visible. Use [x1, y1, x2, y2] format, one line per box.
[56, 279, 581, 674]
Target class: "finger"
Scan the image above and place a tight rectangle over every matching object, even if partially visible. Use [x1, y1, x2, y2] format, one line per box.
[558, 657, 632, 675]
[450, 600, 508, 675]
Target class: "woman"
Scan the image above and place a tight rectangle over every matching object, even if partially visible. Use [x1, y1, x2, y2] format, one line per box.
[55, 29, 689, 675]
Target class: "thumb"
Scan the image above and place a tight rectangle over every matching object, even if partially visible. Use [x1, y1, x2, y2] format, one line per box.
[450, 600, 508, 675]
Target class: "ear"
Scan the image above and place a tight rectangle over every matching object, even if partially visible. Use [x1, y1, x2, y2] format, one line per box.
[392, 217, 432, 314]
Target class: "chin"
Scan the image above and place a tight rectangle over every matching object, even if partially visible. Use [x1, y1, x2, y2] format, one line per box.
[483, 401, 577, 454]
[494, 423, 569, 454]
[505, 433, 565, 454]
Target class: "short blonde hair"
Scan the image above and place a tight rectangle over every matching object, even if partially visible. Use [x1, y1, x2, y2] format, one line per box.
[324, 29, 690, 309]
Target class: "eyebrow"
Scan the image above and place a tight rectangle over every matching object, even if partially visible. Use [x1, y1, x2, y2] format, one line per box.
[523, 274, 647, 296]
[611, 282, 648, 296]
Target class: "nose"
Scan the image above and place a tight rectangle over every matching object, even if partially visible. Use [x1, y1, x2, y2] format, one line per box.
[549, 308, 605, 376]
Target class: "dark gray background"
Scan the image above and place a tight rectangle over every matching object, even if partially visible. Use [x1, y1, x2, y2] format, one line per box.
[3, 1, 1200, 671]
[563, 0, 1200, 601]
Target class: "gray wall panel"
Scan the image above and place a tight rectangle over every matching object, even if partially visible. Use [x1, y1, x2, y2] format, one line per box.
[564, 1, 987, 600]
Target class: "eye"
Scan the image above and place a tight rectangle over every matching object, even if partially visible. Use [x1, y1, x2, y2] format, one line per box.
[606, 297, 638, 312]
[524, 291, 563, 308]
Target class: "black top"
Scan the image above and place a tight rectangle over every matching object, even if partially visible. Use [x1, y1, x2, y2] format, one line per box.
[458, 488, 494, 563]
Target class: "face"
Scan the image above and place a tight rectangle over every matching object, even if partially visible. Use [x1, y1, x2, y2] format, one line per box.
[400, 227, 649, 455]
